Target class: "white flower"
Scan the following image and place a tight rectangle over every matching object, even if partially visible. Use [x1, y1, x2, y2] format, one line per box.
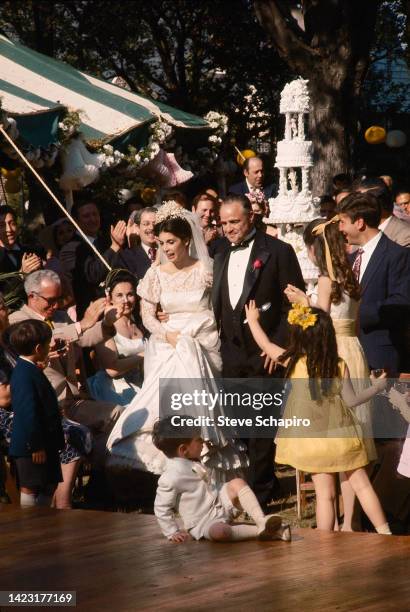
[209, 135, 219, 144]
[103, 144, 114, 154]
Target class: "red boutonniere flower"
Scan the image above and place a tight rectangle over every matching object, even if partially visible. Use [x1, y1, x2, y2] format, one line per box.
[252, 258, 263, 271]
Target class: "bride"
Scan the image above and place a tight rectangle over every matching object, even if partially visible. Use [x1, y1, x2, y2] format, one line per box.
[107, 201, 247, 484]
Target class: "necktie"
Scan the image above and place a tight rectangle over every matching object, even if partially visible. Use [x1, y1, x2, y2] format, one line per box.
[45, 318, 55, 330]
[148, 247, 157, 262]
[352, 248, 364, 281]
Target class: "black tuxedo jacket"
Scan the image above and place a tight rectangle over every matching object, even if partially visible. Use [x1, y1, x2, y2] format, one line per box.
[228, 180, 276, 199]
[212, 230, 305, 375]
[352, 234, 410, 372]
[118, 245, 151, 282]
[72, 235, 121, 318]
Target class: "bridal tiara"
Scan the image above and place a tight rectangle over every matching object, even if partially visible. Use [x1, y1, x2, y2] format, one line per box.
[155, 200, 188, 224]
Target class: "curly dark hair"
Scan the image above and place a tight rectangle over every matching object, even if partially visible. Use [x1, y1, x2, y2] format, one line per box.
[278, 307, 340, 400]
[303, 218, 361, 303]
[154, 216, 192, 242]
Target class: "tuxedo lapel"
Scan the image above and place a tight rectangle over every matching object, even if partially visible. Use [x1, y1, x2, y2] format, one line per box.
[235, 233, 270, 314]
[360, 235, 387, 294]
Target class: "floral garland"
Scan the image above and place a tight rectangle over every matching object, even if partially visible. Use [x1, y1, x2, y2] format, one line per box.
[58, 110, 83, 145]
[126, 119, 174, 169]
[204, 111, 228, 157]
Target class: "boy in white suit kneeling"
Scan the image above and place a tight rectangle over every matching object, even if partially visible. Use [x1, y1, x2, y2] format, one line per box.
[153, 417, 291, 543]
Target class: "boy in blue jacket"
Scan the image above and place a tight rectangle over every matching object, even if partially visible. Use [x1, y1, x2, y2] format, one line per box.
[8, 320, 65, 507]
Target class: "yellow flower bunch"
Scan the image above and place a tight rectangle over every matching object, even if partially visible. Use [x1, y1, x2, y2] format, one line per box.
[288, 303, 317, 330]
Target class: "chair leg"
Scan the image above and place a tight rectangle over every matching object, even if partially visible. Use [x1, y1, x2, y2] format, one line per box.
[296, 469, 302, 519]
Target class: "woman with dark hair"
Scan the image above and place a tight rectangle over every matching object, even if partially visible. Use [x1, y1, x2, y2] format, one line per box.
[108, 202, 247, 484]
[284, 216, 375, 531]
[87, 270, 145, 405]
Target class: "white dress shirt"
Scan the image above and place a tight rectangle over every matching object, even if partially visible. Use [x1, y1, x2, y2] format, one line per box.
[358, 231, 383, 282]
[378, 216, 391, 233]
[227, 239, 254, 309]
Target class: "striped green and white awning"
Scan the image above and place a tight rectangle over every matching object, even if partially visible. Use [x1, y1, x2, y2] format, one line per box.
[0, 35, 210, 149]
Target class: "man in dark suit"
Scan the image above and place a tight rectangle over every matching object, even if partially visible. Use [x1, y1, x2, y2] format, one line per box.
[0, 205, 42, 304]
[119, 207, 158, 281]
[212, 194, 305, 508]
[338, 191, 410, 374]
[0, 205, 42, 275]
[354, 177, 410, 248]
[61, 198, 126, 318]
[228, 156, 276, 200]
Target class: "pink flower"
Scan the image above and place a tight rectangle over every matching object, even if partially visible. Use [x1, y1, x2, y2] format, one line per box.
[252, 258, 263, 270]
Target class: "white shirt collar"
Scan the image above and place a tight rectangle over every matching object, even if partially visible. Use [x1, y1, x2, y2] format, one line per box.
[19, 356, 36, 366]
[361, 231, 382, 254]
[378, 216, 392, 232]
[141, 242, 151, 256]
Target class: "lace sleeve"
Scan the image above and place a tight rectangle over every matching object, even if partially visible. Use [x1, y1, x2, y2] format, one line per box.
[137, 267, 166, 340]
[199, 260, 214, 289]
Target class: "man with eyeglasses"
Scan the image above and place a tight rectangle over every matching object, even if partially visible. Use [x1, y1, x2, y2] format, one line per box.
[9, 270, 126, 468]
[119, 207, 158, 280]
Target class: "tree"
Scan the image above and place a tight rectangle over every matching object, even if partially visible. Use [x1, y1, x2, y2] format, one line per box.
[0, 0, 289, 153]
[254, 0, 382, 193]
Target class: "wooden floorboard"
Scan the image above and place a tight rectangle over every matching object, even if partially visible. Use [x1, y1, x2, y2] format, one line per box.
[0, 507, 409, 612]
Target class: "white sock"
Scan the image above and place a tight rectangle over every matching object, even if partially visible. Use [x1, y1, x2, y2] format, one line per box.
[229, 524, 259, 541]
[376, 522, 392, 535]
[20, 492, 36, 507]
[237, 485, 266, 529]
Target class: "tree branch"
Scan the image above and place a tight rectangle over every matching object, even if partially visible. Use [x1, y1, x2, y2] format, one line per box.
[254, 0, 318, 74]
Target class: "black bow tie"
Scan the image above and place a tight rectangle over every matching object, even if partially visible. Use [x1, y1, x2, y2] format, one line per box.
[231, 237, 254, 251]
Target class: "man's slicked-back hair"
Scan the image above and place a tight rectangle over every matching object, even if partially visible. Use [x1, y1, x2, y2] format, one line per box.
[222, 194, 252, 214]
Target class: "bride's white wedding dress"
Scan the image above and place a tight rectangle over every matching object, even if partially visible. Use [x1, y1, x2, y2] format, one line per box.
[107, 260, 247, 484]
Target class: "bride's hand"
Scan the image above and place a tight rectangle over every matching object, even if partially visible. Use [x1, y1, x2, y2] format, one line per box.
[284, 284, 309, 305]
[166, 330, 180, 348]
[157, 309, 169, 323]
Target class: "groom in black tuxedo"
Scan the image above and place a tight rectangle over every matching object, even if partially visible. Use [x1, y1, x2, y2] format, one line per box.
[212, 194, 305, 508]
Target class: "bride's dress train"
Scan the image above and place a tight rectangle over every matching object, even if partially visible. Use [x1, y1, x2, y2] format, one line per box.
[107, 261, 248, 485]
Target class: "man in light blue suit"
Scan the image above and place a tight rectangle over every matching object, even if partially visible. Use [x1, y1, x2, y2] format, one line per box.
[338, 191, 410, 375]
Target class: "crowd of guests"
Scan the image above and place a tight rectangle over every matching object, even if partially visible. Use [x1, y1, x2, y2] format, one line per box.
[0, 156, 409, 543]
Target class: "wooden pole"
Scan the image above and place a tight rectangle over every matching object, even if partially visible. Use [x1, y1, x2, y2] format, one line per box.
[0, 125, 112, 272]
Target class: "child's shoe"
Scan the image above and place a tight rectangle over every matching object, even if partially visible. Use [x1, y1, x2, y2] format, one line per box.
[257, 514, 282, 540]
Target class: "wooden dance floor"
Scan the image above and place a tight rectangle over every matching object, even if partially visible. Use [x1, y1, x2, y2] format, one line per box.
[0, 507, 409, 611]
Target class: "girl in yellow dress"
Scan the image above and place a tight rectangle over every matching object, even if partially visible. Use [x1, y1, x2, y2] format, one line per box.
[284, 216, 375, 531]
[244, 301, 391, 534]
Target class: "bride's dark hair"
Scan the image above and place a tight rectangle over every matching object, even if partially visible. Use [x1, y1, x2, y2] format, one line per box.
[154, 216, 192, 242]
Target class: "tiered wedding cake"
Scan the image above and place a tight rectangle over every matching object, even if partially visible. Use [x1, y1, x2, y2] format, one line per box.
[265, 78, 320, 282]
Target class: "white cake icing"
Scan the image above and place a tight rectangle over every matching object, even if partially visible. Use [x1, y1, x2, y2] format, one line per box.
[267, 193, 319, 224]
[279, 79, 310, 114]
[276, 140, 313, 168]
[265, 78, 320, 281]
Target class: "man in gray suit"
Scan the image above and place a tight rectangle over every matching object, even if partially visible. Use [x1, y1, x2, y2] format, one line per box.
[9, 270, 125, 467]
[356, 177, 410, 248]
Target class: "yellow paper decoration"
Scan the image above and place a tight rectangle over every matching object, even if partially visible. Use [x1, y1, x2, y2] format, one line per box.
[236, 149, 256, 166]
[364, 126, 386, 145]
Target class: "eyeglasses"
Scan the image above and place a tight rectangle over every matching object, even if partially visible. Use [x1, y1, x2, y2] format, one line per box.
[31, 292, 61, 307]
